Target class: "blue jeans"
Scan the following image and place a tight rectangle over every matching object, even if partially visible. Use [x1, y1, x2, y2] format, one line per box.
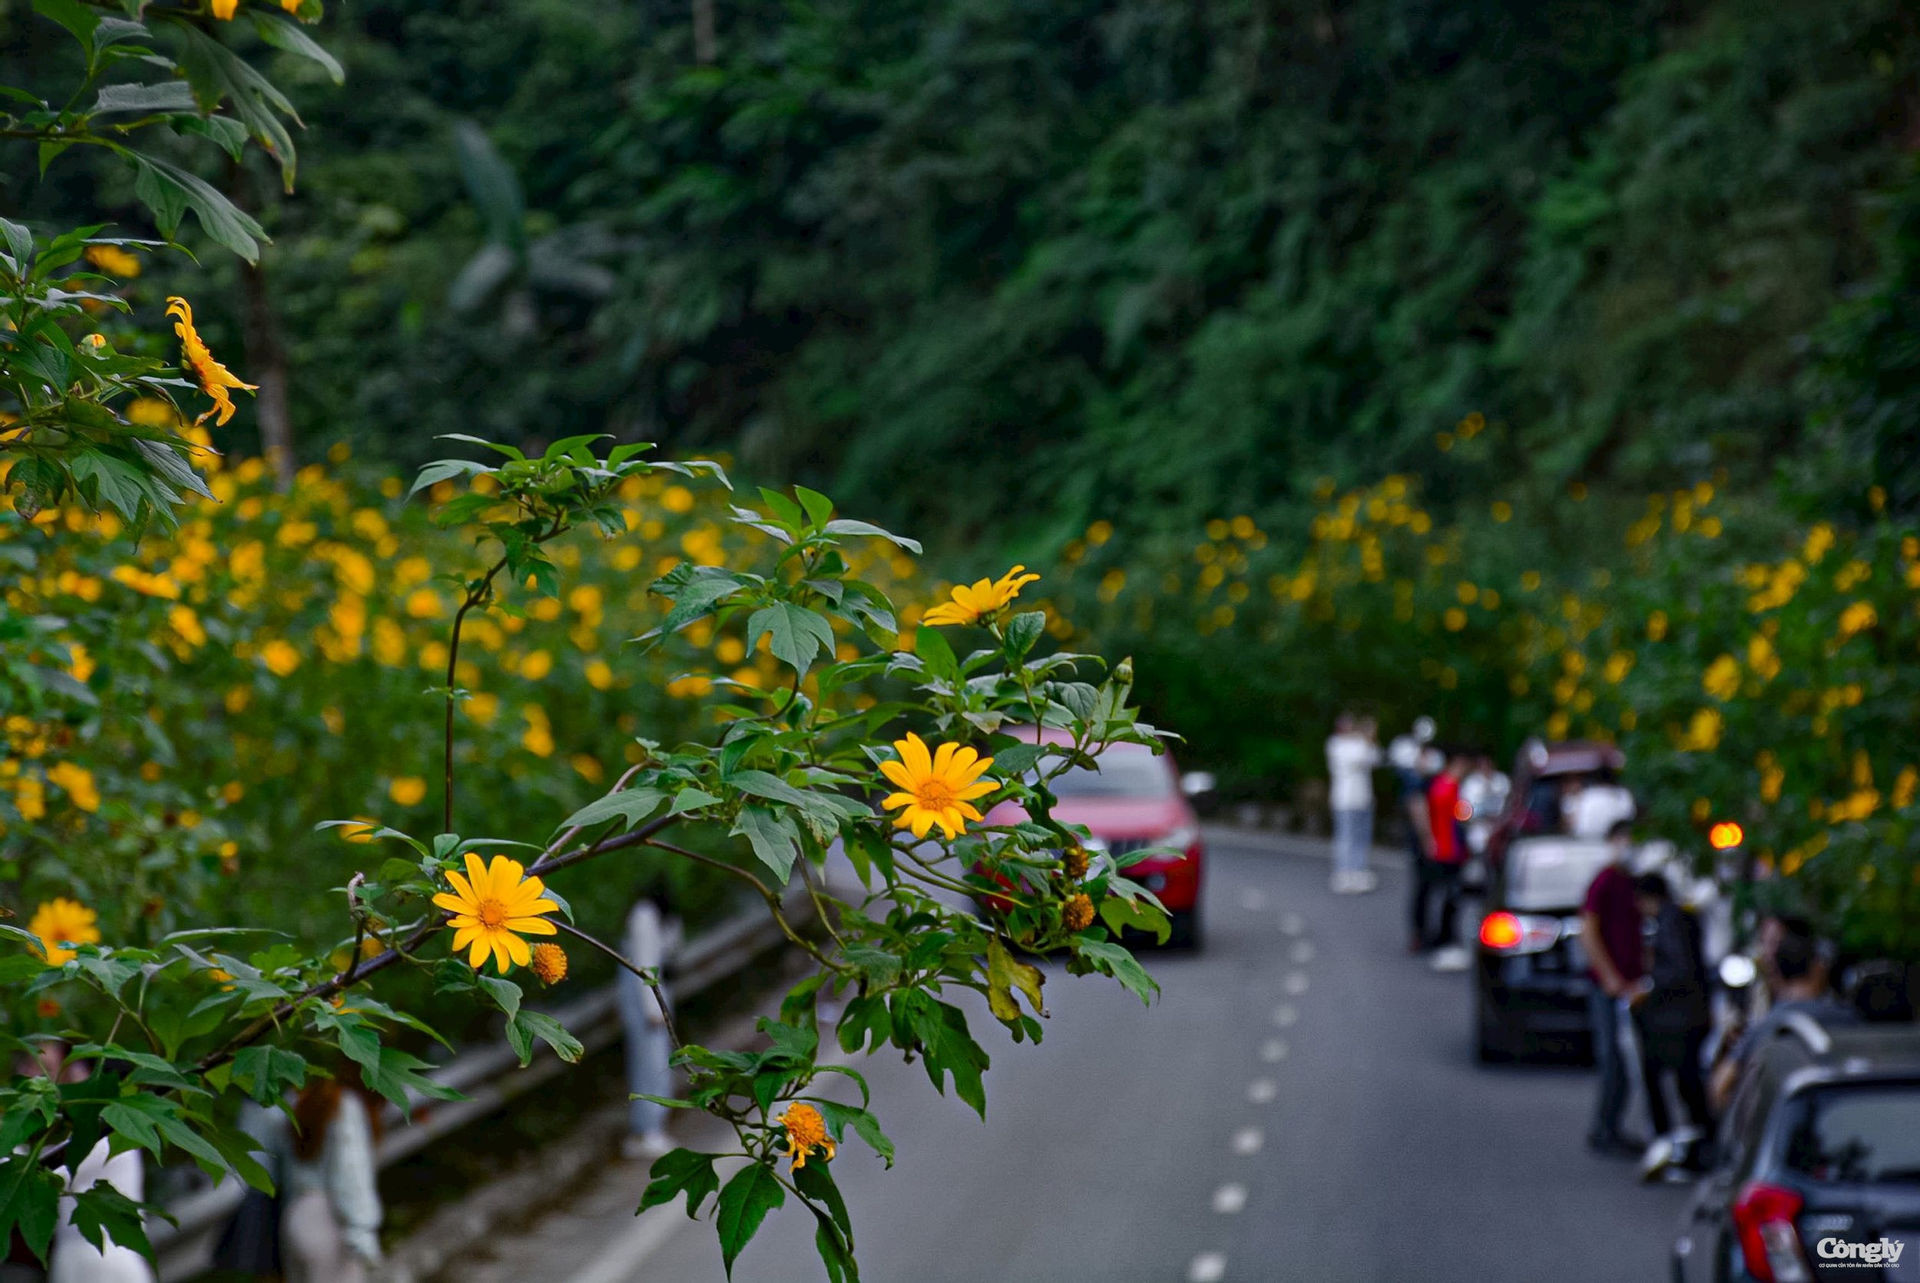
[1332, 806, 1373, 878]
[1588, 987, 1629, 1141]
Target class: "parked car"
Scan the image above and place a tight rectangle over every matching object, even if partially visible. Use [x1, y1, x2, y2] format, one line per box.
[1483, 739, 1629, 875]
[1471, 834, 1620, 1062]
[981, 731, 1208, 949]
[1673, 1016, 1920, 1283]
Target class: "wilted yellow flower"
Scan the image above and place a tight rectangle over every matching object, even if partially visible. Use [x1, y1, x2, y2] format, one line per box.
[776, 1103, 835, 1170]
[923, 566, 1041, 627]
[28, 898, 100, 965]
[166, 298, 255, 426]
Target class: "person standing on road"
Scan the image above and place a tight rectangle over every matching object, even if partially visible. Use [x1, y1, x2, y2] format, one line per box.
[1564, 769, 1635, 840]
[1630, 873, 1713, 1177]
[1580, 820, 1645, 1156]
[274, 1069, 384, 1283]
[1415, 752, 1471, 969]
[620, 889, 683, 1159]
[1326, 714, 1381, 894]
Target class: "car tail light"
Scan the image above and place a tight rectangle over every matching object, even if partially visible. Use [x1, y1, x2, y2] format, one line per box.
[1731, 1182, 1810, 1283]
[1478, 911, 1560, 954]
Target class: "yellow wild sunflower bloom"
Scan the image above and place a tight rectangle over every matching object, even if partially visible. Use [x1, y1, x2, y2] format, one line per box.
[776, 1102, 836, 1170]
[166, 297, 256, 426]
[431, 852, 561, 974]
[878, 732, 997, 840]
[922, 565, 1040, 627]
[28, 897, 100, 965]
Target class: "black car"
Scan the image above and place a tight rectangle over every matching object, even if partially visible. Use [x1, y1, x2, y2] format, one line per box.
[1674, 1016, 1920, 1282]
[1472, 834, 1619, 1061]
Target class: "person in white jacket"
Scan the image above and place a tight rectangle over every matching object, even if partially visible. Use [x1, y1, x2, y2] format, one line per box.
[272, 1074, 384, 1283]
[1326, 714, 1382, 893]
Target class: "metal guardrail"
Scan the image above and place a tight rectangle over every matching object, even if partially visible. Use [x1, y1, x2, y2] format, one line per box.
[152, 889, 812, 1281]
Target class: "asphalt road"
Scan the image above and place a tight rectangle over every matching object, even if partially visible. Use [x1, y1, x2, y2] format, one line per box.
[616, 831, 1689, 1283]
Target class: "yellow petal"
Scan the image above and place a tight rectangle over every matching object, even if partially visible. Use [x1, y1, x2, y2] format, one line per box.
[896, 733, 931, 776]
[464, 851, 491, 898]
[468, 935, 493, 970]
[502, 932, 532, 967]
[932, 741, 958, 776]
[879, 760, 915, 790]
[431, 892, 469, 914]
[443, 868, 476, 902]
[880, 791, 916, 811]
[908, 809, 934, 839]
[506, 916, 557, 935]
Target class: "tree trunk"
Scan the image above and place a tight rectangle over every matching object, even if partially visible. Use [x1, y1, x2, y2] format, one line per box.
[240, 258, 295, 490]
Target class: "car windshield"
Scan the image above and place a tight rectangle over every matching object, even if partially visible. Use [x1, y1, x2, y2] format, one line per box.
[1049, 751, 1174, 800]
[1505, 839, 1616, 911]
[1783, 1084, 1920, 1185]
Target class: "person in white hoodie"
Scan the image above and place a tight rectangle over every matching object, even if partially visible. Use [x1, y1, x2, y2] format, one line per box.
[1325, 714, 1381, 893]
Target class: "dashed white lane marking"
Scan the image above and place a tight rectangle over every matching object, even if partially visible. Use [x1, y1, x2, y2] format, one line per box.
[1231, 1126, 1265, 1156]
[1272, 1003, 1299, 1028]
[1211, 1183, 1248, 1215]
[1280, 912, 1304, 935]
[1239, 889, 1268, 911]
[1260, 1037, 1289, 1062]
[1290, 939, 1316, 963]
[1247, 1078, 1278, 1104]
[1189, 1251, 1228, 1282]
[1284, 971, 1309, 996]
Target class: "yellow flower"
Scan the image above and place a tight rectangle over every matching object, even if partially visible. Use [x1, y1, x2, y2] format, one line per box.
[28, 898, 100, 965]
[280, 0, 303, 12]
[1702, 654, 1741, 701]
[1758, 752, 1784, 804]
[1894, 766, 1918, 811]
[389, 776, 428, 807]
[431, 852, 560, 974]
[584, 660, 615, 690]
[1647, 610, 1668, 641]
[1746, 634, 1781, 682]
[521, 706, 554, 757]
[46, 762, 99, 813]
[1681, 708, 1723, 752]
[1837, 600, 1877, 639]
[166, 298, 255, 427]
[1602, 651, 1633, 684]
[84, 245, 142, 278]
[1803, 523, 1835, 565]
[776, 1103, 835, 1170]
[878, 732, 997, 840]
[922, 566, 1040, 627]
[169, 604, 206, 647]
[520, 649, 553, 681]
[260, 639, 301, 676]
[212, 0, 239, 16]
[1442, 607, 1467, 632]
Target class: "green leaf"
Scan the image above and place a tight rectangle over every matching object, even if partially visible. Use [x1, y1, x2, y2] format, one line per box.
[249, 11, 344, 83]
[645, 566, 748, 640]
[821, 519, 921, 554]
[230, 1045, 308, 1105]
[732, 805, 801, 882]
[68, 1183, 150, 1258]
[816, 1100, 894, 1168]
[0, 1151, 60, 1265]
[985, 936, 1047, 1023]
[747, 602, 835, 676]
[792, 485, 835, 529]
[637, 1148, 719, 1219]
[1078, 940, 1159, 1005]
[901, 994, 990, 1117]
[559, 787, 665, 833]
[31, 0, 97, 50]
[504, 1010, 583, 1068]
[914, 625, 959, 681]
[794, 1161, 854, 1274]
[715, 1162, 785, 1277]
[1004, 611, 1046, 662]
[92, 80, 198, 115]
[133, 157, 265, 261]
[477, 974, 521, 1021]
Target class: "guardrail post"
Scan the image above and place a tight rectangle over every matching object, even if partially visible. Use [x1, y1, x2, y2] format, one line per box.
[617, 895, 680, 1159]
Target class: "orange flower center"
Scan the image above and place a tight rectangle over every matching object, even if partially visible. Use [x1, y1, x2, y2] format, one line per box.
[914, 778, 956, 810]
[476, 897, 509, 931]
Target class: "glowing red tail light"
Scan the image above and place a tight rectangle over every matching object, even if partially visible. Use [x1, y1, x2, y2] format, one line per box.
[1479, 912, 1523, 950]
[1731, 1182, 1809, 1283]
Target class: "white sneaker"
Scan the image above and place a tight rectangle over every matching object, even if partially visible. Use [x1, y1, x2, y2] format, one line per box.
[1330, 872, 1357, 893]
[1429, 945, 1471, 972]
[1352, 870, 1378, 894]
[621, 1131, 674, 1162]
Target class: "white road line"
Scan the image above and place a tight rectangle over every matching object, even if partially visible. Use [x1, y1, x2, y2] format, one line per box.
[1211, 1183, 1248, 1215]
[1284, 971, 1309, 996]
[1272, 1003, 1299, 1028]
[567, 1198, 689, 1283]
[1290, 940, 1316, 964]
[1280, 912, 1304, 935]
[1260, 1037, 1289, 1062]
[1230, 1126, 1264, 1156]
[1246, 1077, 1278, 1104]
[1238, 889, 1268, 911]
[1188, 1251, 1228, 1282]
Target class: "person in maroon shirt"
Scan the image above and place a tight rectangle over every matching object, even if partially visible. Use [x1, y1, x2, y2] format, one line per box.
[1410, 752, 1469, 962]
[1581, 819, 1646, 1155]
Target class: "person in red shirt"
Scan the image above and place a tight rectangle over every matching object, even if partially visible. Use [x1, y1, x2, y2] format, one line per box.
[1410, 752, 1469, 962]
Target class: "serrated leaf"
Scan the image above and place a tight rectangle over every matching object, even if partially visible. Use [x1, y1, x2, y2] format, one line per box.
[559, 787, 665, 833]
[747, 602, 835, 676]
[715, 1163, 785, 1277]
[637, 1148, 719, 1219]
[985, 935, 1047, 1023]
[732, 805, 800, 883]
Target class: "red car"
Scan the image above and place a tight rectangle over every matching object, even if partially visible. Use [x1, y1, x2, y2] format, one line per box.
[982, 729, 1208, 949]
